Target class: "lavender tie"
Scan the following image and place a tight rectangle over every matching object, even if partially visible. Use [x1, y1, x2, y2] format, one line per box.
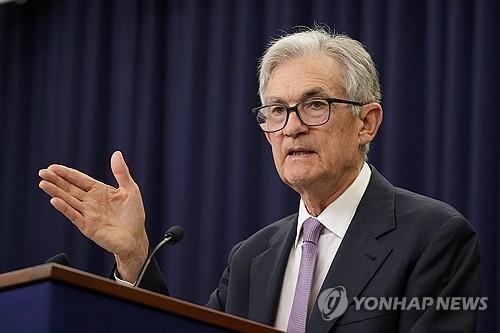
[287, 217, 324, 333]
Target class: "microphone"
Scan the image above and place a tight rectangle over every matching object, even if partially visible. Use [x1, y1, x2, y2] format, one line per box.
[45, 253, 70, 266]
[134, 225, 184, 288]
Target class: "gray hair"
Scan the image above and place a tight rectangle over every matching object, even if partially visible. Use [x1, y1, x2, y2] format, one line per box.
[258, 28, 381, 160]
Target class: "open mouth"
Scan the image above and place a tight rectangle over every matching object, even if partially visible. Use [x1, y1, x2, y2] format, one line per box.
[287, 149, 315, 156]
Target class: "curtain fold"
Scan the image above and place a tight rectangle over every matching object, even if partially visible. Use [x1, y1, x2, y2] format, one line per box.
[1, 0, 498, 331]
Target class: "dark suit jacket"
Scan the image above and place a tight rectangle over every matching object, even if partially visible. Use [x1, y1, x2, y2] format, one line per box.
[142, 165, 481, 332]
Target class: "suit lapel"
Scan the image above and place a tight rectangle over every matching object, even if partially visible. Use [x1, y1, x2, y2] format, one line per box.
[308, 166, 397, 332]
[248, 215, 297, 325]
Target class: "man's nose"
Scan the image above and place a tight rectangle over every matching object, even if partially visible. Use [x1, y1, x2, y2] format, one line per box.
[282, 111, 308, 137]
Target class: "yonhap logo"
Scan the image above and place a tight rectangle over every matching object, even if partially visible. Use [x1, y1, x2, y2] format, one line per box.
[317, 287, 487, 323]
[317, 286, 348, 321]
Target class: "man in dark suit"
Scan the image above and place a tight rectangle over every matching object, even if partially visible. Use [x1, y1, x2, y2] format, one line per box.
[39, 27, 481, 332]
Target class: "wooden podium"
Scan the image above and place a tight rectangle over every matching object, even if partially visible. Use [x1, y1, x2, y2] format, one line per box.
[0, 264, 281, 332]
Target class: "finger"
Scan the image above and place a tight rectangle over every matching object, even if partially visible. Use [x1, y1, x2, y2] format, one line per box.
[111, 151, 137, 189]
[38, 169, 87, 200]
[39, 179, 86, 213]
[45, 164, 99, 192]
[50, 197, 86, 231]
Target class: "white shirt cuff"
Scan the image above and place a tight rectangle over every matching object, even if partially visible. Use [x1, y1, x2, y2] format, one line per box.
[114, 269, 136, 287]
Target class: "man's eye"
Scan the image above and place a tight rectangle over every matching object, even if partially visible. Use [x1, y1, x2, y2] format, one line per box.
[307, 101, 327, 109]
[270, 106, 287, 115]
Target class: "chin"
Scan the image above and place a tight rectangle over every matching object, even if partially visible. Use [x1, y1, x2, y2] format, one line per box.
[282, 172, 315, 188]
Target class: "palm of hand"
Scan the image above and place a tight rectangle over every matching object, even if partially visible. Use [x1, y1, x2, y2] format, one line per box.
[39, 151, 148, 259]
[80, 182, 146, 256]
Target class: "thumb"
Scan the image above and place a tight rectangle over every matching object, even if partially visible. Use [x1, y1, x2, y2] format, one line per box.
[111, 151, 136, 189]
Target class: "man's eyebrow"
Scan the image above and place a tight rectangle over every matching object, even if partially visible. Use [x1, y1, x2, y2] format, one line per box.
[266, 88, 328, 104]
[300, 88, 327, 99]
[266, 97, 282, 104]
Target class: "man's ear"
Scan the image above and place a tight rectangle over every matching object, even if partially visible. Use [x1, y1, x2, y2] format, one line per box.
[358, 103, 383, 145]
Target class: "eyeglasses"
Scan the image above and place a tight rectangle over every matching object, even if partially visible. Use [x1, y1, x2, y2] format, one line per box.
[252, 97, 364, 133]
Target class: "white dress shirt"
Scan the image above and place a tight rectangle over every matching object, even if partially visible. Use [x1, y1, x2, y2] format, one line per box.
[273, 162, 371, 331]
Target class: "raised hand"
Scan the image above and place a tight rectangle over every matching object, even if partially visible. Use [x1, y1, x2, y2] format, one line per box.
[38, 151, 149, 282]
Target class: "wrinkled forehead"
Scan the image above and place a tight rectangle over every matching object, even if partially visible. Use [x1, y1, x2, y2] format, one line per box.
[263, 53, 346, 104]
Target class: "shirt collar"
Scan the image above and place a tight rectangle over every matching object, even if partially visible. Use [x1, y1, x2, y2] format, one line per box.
[294, 162, 372, 247]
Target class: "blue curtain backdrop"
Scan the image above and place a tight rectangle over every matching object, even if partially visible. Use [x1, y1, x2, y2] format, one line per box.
[0, 0, 498, 331]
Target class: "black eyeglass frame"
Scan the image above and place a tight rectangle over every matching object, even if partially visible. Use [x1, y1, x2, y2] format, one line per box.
[252, 97, 365, 133]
